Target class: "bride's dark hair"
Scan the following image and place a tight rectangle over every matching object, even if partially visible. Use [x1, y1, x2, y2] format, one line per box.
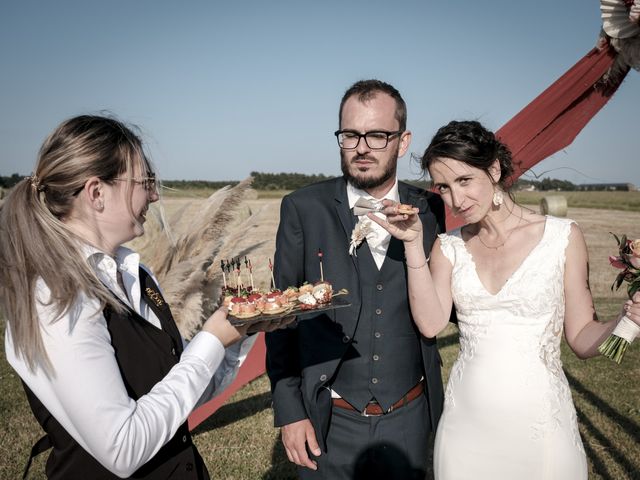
[421, 120, 514, 189]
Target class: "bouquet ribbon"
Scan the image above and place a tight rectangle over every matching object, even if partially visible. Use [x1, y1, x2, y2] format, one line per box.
[612, 316, 640, 343]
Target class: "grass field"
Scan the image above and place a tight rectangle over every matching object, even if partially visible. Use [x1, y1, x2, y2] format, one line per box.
[1, 191, 639, 479]
[160, 185, 640, 212]
[514, 190, 640, 212]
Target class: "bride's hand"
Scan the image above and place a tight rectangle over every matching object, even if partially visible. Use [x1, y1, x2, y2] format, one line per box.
[624, 291, 640, 327]
[367, 200, 421, 243]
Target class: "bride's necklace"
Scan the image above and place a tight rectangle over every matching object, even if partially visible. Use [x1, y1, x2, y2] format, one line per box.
[476, 208, 524, 250]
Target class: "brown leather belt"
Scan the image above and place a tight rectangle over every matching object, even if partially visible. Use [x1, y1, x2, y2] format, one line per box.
[332, 380, 424, 416]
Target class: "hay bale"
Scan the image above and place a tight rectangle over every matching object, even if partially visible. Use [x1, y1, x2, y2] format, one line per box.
[540, 195, 568, 217]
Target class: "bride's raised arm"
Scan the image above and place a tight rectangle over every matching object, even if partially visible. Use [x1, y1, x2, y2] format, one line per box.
[367, 202, 453, 337]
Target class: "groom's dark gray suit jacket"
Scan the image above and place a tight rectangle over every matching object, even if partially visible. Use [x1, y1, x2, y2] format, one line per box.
[265, 177, 445, 450]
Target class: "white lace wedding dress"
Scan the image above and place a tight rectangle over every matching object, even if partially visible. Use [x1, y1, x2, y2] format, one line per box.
[433, 216, 588, 479]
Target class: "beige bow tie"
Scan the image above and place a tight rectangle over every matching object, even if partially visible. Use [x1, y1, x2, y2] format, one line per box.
[353, 197, 384, 216]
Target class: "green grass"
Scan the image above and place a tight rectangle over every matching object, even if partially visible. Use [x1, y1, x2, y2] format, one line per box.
[514, 191, 640, 212]
[255, 190, 292, 199]
[158, 187, 292, 200]
[158, 188, 640, 212]
[156, 187, 640, 211]
[159, 186, 222, 198]
[3, 299, 639, 479]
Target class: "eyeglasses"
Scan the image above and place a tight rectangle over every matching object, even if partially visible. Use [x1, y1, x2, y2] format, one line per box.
[334, 130, 403, 150]
[71, 174, 158, 197]
[113, 174, 157, 193]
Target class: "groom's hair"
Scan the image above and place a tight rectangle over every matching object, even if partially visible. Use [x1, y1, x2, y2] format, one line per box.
[339, 79, 407, 132]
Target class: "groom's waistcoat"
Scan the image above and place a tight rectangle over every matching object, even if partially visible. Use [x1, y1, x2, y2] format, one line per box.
[22, 268, 208, 480]
[331, 238, 423, 412]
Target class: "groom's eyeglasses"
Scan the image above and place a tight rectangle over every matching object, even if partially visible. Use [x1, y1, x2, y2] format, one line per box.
[335, 130, 403, 150]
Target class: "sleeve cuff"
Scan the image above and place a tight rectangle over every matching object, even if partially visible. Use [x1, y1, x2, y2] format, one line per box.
[182, 331, 226, 374]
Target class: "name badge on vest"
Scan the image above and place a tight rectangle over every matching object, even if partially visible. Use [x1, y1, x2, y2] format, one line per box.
[145, 287, 165, 308]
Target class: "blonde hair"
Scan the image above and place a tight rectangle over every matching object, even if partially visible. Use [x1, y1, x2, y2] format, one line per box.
[0, 115, 154, 373]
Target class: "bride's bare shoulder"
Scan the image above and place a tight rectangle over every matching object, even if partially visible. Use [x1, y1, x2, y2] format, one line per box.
[521, 207, 545, 223]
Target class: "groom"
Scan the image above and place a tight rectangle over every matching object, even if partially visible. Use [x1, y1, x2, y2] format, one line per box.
[265, 79, 446, 479]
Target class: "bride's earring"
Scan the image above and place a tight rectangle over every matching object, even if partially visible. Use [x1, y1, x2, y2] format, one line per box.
[96, 200, 104, 211]
[492, 189, 504, 207]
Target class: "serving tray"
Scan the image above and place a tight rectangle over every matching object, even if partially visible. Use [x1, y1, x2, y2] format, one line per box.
[228, 296, 352, 327]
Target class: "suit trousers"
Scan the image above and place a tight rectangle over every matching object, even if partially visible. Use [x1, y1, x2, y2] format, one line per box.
[298, 394, 430, 480]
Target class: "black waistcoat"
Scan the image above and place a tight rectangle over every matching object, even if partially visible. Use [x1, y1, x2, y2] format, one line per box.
[331, 238, 423, 412]
[22, 268, 209, 480]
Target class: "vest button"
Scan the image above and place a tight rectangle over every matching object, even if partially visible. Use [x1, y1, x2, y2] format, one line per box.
[374, 332, 381, 338]
[186, 462, 194, 471]
[182, 435, 188, 443]
[375, 308, 382, 315]
[171, 348, 176, 355]
[342, 335, 350, 343]
[376, 284, 383, 291]
[320, 374, 327, 382]
[373, 354, 379, 361]
[371, 378, 378, 384]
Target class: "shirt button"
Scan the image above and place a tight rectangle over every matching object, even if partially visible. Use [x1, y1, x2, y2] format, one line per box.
[374, 332, 381, 338]
[342, 335, 350, 343]
[376, 284, 383, 291]
[375, 308, 382, 315]
[371, 378, 378, 384]
[320, 374, 327, 382]
[373, 355, 379, 361]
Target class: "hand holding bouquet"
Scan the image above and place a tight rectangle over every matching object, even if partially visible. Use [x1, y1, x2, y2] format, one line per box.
[598, 234, 640, 363]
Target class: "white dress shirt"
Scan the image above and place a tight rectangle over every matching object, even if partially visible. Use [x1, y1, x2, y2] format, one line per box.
[346, 179, 400, 270]
[5, 245, 255, 478]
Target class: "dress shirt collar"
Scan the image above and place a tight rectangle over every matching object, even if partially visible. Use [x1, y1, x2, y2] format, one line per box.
[81, 243, 139, 267]
[346, 179, 399, 270]
[347, 178, 400, 211]
[81, 243, 149, 321]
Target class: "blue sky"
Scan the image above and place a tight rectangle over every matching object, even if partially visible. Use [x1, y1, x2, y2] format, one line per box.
[1, 1, 638, 186]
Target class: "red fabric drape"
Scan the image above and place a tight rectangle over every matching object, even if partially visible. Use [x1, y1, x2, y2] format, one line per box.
[497, 46, 621, 180]
[188, 333, 267, 430]
[189, 46, 627, 429]
[446, 45, 624, 229]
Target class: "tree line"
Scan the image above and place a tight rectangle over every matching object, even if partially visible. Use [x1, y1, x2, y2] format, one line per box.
[0, 173, 624, 192]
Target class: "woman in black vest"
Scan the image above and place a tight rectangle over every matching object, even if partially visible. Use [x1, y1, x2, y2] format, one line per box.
[1, 115, 264, 479]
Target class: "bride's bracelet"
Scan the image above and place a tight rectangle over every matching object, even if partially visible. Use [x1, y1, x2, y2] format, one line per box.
[406, 257, 429, 269]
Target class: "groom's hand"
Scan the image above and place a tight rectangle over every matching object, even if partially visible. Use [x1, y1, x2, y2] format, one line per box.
[281, 418, 321, 470]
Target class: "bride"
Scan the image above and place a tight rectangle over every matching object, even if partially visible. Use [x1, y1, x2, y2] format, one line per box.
[369, 120, 640, 479]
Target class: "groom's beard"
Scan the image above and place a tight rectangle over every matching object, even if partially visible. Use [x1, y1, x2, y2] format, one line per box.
[340, 148, 398, 190]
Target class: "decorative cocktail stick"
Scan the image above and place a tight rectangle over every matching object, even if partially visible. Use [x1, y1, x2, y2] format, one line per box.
[229, 259, 237, 290]
[235, 257, 243, 289]
[243, 257, 249, 291]
[221, 260, 227, 289]
[318, 248, 324, 282]
[268, 258, 275, 290]
[248, 258, 255, 291]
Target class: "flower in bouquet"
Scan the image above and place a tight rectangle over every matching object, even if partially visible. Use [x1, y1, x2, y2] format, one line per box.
[349, 217, 373, 257]
[598, 233, 640, 363]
